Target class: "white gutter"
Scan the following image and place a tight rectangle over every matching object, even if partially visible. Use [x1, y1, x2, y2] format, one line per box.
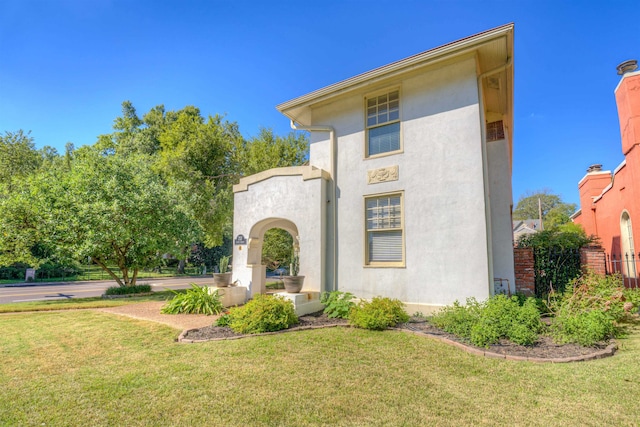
[290, 121, 337, 292]
[476, 54, 513, 296]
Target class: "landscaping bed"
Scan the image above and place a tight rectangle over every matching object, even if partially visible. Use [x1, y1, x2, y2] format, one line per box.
[180, 311, 614, 360]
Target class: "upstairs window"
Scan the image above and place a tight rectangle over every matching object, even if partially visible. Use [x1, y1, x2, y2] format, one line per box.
[366, 90, 401, 157]
[365, 192, 404, 266]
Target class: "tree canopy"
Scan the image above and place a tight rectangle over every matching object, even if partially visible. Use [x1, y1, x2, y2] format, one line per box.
[513, 189, 577, 229]
[0, 101, 309, 286]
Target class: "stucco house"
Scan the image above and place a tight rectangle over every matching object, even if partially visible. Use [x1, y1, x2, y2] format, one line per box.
[232, 24, 515, 313]
[572, 60, 640, 287]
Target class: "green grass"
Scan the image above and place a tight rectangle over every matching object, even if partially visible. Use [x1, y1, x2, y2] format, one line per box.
[0, 291, 177, 313]
[1, 308, 639, 425]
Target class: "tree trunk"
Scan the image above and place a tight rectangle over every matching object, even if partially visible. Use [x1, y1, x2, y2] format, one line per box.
[93, 257, 124, 287]
[177, 259, 186, 274]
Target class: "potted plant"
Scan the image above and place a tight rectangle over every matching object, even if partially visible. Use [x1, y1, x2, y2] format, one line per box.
[213, 255, 232, 287]
[283, 252, 304, 293]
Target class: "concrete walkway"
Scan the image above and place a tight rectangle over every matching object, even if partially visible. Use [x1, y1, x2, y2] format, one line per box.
[96, 301, 217, 330]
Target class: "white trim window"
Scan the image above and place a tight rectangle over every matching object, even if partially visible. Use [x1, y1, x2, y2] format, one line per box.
[365, 193, 404, 266]
[366, 90, 401, 157]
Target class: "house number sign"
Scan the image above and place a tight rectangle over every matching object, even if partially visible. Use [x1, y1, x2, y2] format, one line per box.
[234, 234, 247, 245]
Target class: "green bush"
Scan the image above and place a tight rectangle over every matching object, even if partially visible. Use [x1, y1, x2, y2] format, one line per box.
[551, 308, 615, 346]
[160, 284, 224, 315]
[321, 291, 355, 319]
[431, 298, 482, 339]
[215, 313, 231, 327]
[226, 294, 298, 334]
[548, 271, 639, 346]
[348, 297, 409, 330]
[431, 295, 543, 347]
[105, 284, 152, 295]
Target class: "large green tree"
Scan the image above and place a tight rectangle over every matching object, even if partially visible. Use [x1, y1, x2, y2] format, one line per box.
[513, 189, 577, 229]
[0, 130, 42, 190]
[19, 148, 200, 286]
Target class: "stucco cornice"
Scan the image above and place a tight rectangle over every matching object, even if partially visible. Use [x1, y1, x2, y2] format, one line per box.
[233, 166, 330, 193]
[277, 23, 514, 124]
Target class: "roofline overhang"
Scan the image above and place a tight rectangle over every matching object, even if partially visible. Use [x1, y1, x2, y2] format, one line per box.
[277, 23, 514, 124]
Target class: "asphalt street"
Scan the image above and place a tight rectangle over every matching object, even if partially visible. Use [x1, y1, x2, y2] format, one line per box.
[0, 276, 213, 304]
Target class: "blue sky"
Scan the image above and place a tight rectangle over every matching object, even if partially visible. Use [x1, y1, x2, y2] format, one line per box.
[1, 0, 639, 206]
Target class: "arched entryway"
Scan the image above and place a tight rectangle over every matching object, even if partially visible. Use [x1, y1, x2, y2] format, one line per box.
[232, 165, 329, 299]
[244, 218, 299, 296]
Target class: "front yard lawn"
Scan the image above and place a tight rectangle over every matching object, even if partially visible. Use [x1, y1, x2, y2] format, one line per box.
[1, 309, 639, 426]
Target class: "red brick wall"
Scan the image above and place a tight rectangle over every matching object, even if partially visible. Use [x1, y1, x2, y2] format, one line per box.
[580, 245, 607, 275]
[513, 247, 535, 296]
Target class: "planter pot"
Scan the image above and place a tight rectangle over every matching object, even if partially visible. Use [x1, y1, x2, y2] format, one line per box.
[283, 275, 305, 293]
[213, 272, 232, 287]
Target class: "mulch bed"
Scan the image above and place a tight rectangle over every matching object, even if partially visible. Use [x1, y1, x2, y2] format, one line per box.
[180, 312, 614, 361]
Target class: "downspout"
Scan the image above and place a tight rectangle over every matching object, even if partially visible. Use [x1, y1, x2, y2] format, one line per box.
[290, 121, 337, 292]
[476, 55, 513, 296]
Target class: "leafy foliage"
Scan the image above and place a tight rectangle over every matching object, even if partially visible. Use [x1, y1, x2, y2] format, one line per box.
[218, 255, 230, 274]
[261, 228, 293, 272]
[161, 284, 224, 315]
[226, 294, 298, 334]
[431, 295, 544, 347]
[105, 284, 152, 295]
[517, 227, 594, 297]
[321, 291, 355, 319]
[215, 312, 232, 327]
[549, 271, 640, 346]
[348, 297, 409, 330]
[512, 189, 576, 228]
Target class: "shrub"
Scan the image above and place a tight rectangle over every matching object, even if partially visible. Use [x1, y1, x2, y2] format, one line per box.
[431, 295, 543, 347]
[348, 297, 409, 330]
[430, 298, 482, 339]
[321, 291, 355, 319]
[215, 313, 231, 327]
[226, 294, 298, 334]
[548, 271, 639, 346]
[105, 284, 152, 295]
[551, 308, 615, 346]
[161, 284, 224, 315]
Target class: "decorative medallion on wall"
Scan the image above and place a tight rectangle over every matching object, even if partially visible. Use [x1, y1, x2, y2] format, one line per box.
[367, 165, 399, 184]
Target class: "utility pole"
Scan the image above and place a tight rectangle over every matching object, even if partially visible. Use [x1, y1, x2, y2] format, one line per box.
[538, 197, 544, 230]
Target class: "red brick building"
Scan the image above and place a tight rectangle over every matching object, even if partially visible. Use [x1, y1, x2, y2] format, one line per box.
[572, 60, 640, 286]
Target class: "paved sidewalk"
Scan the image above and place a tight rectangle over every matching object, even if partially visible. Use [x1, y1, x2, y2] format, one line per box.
[96, 301, 217, 330]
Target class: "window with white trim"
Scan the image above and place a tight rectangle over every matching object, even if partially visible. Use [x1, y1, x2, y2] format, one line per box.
[366, 90, 400, 157]
[365, 193, 404, 266]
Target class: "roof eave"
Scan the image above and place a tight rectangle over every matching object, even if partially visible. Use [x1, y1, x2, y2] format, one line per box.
[277, 23, 514, 124]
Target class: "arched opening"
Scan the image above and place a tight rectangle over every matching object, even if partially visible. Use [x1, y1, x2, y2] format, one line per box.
[262, 227, 295, 292]
[245, 218, 299, 297]
[620, 211, 636, 278]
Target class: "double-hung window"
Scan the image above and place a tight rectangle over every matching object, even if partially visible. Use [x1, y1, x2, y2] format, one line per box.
[366, 89, 401, 157]
[365, 193, 404, 266]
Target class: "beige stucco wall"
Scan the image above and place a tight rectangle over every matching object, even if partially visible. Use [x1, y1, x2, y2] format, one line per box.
[487, 137, 516, 292]
[232, 169, 328, 296]
[309, 57, 498, 310]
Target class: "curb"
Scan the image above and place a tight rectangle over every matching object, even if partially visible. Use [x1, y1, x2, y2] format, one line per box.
[176, 323, 618, 362]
